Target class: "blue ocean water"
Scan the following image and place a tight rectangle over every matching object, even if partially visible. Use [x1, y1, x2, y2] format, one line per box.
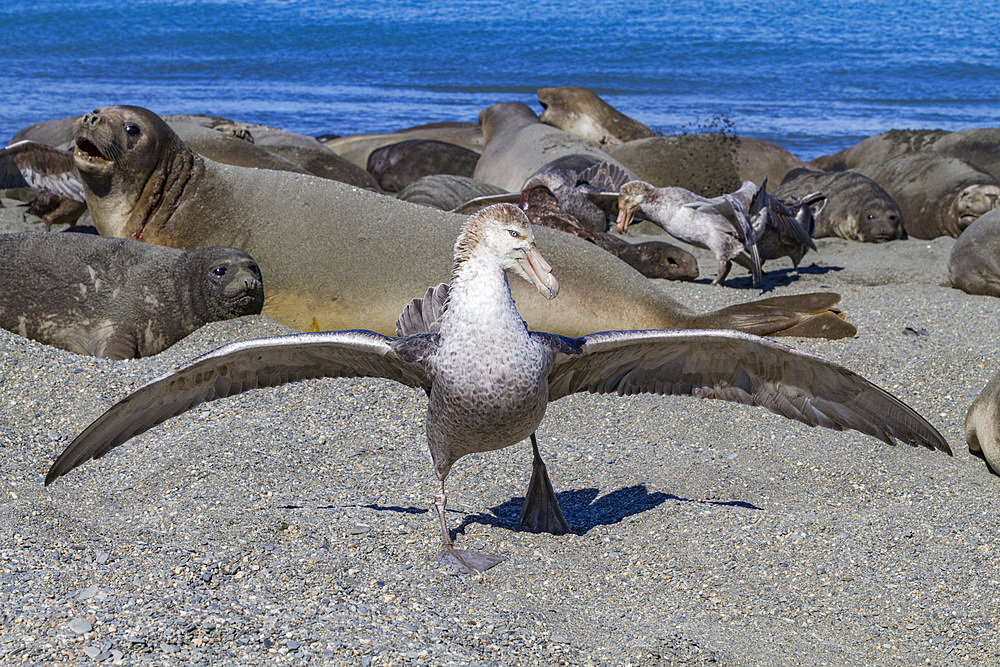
[1, 0, 997, 159]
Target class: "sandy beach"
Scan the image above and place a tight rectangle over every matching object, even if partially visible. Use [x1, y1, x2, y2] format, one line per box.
[1, 232, 998, 665]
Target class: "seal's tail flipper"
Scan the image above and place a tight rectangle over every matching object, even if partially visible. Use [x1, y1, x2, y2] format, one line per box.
[691, 292, 857, 339]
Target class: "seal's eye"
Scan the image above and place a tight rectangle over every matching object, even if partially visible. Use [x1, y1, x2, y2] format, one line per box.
[248, 263, 260, 277]
[124, 122, 141, 136]
[507, 229, 520, 238]
[213, 266, 228, 277]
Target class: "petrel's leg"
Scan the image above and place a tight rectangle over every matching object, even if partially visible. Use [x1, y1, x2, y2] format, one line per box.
[433, 478, 505, 574]
[518, 433, 570, 535]
[712, 259, 732, 286]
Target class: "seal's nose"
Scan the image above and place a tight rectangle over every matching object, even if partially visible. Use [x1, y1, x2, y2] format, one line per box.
[81, 112, 102, 127]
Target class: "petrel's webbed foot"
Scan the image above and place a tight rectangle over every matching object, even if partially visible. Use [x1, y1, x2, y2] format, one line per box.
[433, 478, 506, 574]
[435, 545, 506, 574]
[518, 433, 570, 535]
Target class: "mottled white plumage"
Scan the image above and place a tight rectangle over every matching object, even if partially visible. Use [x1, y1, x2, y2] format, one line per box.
[617, 179, 762, 286]
[46, 203, 950, 574]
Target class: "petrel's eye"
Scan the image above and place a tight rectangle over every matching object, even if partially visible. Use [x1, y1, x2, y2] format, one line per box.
[213, 266, 227, 277]
[124, 122, 141, 136]
[508, 229, 520, 238]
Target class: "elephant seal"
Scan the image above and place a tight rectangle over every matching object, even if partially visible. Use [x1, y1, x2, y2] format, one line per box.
[472, 102, 630, 192]
[256, 142, 381, 191]
[162, 115, 382, 190]
[166, 120, 315, 174]
[72, 105, 855, 339]
[537, 86, 655, 147]
[0, 232, 263, 359]
[808, 129, 949, 172]
[965, 369, 1000, 475]
[608, 135, 804, 198]
[851, 153, 1000, 239]
[8, 115, 79, 147]
[929, 128, 1000, 182]
[396, 175, 507, 211]
[324, 122, 484, 169]
[775, 168, 905, 242]
[947, 208, 1000, 297]
[366, 139, 480, 192]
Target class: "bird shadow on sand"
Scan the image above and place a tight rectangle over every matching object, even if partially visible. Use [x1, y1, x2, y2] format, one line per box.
[698, 263, 845, 293]
[289, 486, 761, 537]
[452, 484, 761, 538]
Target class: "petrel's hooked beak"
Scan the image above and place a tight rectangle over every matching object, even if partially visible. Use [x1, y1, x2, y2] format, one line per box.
[517, 242, 559, 300]
[616, 199, 637, 234]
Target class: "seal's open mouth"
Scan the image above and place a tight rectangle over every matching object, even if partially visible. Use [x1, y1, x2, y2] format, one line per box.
[74, 138, 111, 165]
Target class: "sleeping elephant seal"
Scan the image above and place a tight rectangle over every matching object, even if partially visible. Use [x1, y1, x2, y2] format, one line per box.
[472, 102, 630, 192]
[0, 232, 262, 359]
[323, 122, 483, 169]
[537, 86, 655, 147]
[166, 120, 314, 174]
[72, 105, 855, 339]
[851, 153, 1000, 239]
[808, 129, 949, 172]
[965, 368, 1000, 475]
[947, 208, 1000, 297]
[775, 169, 906, 242]
[929, 128, 1000, 182]
[366, 139, 480, 192]
[396, 175, 507, 211]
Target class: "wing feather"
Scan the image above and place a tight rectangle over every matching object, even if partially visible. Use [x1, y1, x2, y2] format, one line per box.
[0, 140, 84, 201]
[45, 330, 430, 484]
[544, 329, 949, 454]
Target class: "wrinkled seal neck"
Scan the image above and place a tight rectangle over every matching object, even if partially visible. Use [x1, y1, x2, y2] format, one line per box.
[127, 142, 203, 244]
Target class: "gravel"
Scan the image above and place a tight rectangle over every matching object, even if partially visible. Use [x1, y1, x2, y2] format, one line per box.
[1, 234, 998, 665]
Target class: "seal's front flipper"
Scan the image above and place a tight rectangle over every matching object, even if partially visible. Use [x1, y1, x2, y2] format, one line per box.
[435, 546, 506, 575]
[518, 433, 570, 535]
[692, 291, 857, 340]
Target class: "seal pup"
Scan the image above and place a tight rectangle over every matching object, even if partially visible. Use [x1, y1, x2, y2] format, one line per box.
[72, 105, 854, 339]
[45, 204, 950, 575]
[965, 370, 1000, 475]
[776, 169, 905, 242]
[616, 179, 762, 286]
[0, 233, 263, 359]
[947, 208, 1000, 298]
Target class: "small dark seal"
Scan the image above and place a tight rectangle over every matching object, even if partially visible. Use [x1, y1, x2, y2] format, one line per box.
[0, 233, 263, 358]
